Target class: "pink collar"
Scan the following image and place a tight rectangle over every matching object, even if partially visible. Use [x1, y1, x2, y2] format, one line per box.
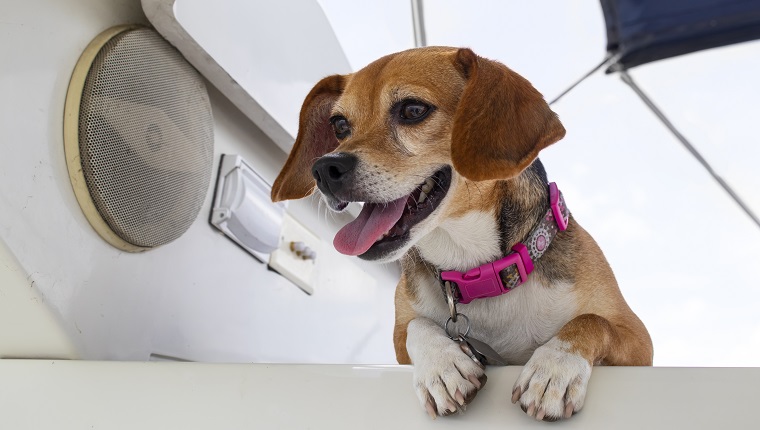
[440, 182, 570, 304]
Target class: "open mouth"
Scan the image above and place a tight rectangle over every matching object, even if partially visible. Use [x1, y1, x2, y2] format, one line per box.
[333, 166, 452, 260]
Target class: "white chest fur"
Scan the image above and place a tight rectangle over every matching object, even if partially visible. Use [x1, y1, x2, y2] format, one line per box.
[416, 211, 502, 271]
[411, 274, 576, 364]
[411, 211, 578, 364]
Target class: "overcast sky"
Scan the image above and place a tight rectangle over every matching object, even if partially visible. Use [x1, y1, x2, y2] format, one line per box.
[319, 0, 760, 367]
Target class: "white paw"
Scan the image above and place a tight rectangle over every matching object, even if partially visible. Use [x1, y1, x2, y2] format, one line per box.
[511, 337, 591, 421]
[407, 319, 486, 418]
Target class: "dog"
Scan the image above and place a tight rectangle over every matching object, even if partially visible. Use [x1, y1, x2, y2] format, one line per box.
[271, 47, 653, 421]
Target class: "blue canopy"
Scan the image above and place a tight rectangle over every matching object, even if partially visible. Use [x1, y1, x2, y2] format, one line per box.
[601, 0, 760, 70]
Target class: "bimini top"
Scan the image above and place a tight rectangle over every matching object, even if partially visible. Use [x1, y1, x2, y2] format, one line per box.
[601, 0, 760, 71]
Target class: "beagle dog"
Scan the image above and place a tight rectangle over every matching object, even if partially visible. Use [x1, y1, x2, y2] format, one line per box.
[271, 47, 653, 421]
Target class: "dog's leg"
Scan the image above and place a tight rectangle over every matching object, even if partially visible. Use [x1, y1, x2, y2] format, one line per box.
[407, 317, 487, 417]
[511, 313, 652, 421]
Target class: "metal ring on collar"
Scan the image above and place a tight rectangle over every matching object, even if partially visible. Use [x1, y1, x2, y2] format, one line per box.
[445, 313, 470, 339]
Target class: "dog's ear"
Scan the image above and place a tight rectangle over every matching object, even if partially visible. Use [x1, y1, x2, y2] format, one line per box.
[450, 48, 565, 181]
[271, 74, 346, 202]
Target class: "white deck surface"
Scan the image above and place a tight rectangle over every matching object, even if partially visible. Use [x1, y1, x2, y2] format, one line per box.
[0, 361, 756, 429]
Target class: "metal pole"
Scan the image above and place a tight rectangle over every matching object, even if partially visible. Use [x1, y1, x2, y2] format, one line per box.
[411, 0, 427, 48]
[549, 53, 618, 105]
[619, 69, 760, 230]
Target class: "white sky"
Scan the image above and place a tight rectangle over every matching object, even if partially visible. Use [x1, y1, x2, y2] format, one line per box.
[319, 0, 760, 367]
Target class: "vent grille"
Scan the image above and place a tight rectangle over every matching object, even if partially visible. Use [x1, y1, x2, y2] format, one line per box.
[77, 28, 213, 248]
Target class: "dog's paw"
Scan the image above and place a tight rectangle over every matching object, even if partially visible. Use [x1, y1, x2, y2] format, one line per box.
[511, 337, 591, 421]
[412, 339, 487, 418]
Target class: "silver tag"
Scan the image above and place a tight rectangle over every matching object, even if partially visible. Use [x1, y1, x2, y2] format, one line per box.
[455, 335, 483, 365]
[462, 335, 508, 366]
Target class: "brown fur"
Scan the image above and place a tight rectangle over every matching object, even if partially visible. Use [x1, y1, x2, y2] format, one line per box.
[451, 49, 566, 181]
[271, 74, 345, 201]
[393, 273, 415, 365]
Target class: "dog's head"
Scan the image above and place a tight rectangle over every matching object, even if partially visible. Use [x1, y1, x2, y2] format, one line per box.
[272, 47, 565, 262]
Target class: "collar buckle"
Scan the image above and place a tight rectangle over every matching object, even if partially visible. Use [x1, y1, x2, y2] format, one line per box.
[550, 182, 569, 231]
[441, 243, 534, 304]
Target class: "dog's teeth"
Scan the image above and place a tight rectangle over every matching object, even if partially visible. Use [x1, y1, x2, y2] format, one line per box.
[421, 178, 434, 194]
[417, 191, 428, 204]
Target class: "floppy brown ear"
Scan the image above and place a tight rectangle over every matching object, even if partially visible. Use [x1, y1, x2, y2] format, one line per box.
[271, 74, 346, 202]
[450, 48, 565, 181]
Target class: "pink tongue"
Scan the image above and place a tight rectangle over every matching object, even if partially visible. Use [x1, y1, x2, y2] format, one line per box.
[333, 197, 407, 256]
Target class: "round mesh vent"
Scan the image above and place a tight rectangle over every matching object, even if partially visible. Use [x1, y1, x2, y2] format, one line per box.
[64, 26, 214, 251]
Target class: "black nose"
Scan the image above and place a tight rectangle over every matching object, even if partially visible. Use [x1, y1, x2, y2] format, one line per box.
[311, 153, 357, 198]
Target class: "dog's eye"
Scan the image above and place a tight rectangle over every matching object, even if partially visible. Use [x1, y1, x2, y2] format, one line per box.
[330, 116, 351, 139]
[399, 100, 432, 123]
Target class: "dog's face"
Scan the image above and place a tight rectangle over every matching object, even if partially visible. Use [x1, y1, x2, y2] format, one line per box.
[272, 47, 565, 262]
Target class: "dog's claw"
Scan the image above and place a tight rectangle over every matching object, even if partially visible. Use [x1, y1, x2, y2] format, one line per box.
[467, 374, 488, 390]
[564, 402, 575, 419]
[536, 407, 546, 421]
[526, 401, 536, 417]
[455, 389, 465, 406]
[425, 400, 437, 420]
[478, 373, 487, 388]
[511, 386, 521, 404]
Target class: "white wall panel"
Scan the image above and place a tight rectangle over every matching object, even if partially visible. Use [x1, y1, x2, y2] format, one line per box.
[0, 0, 399, 363]
[143, 0, 352, 151]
